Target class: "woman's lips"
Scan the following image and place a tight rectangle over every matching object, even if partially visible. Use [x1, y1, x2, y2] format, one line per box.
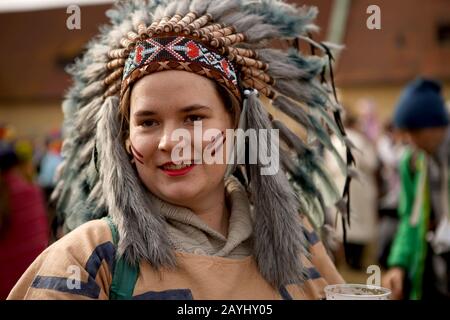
[159, 162, 196, 177]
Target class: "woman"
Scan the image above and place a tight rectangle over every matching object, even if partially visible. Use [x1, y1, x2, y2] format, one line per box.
[8, 0, 351, 300]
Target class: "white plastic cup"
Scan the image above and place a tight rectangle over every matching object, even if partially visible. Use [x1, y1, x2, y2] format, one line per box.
[324, 284, 391, 300]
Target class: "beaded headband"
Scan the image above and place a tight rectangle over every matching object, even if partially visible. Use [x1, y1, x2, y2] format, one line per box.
[121, 35, 241, 101]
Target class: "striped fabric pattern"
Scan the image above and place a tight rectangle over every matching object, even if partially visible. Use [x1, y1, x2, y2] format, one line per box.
[8, 218, 343, 300]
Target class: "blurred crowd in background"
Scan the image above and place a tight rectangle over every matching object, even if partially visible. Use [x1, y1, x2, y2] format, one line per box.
[0, 126, 62, 298]
[325, 105, 405, 272]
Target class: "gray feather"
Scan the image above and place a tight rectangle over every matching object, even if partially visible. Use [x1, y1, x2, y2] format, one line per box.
[189, 0, 210, 15]
[207, 0, 240, 19]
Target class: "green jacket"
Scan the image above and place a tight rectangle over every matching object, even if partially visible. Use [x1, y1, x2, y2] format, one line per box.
[387, 149, 430, 300]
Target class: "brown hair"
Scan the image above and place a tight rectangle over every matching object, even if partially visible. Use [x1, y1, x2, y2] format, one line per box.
[213, 82, 241, 127]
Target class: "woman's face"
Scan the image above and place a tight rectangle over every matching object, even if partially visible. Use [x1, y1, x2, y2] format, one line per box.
[129, 70, 234, 207]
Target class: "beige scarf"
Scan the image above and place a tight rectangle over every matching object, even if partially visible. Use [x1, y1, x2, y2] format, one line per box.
[148, 177, 254, 259]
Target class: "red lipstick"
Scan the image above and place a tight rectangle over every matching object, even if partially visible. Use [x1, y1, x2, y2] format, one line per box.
[159, 162, 196, 177]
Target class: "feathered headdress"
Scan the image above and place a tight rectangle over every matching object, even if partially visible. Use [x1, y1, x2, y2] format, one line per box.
[54, 0, 353, 288]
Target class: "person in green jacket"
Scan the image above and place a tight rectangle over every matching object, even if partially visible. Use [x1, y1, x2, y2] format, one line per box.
[382, 78, 450, 300]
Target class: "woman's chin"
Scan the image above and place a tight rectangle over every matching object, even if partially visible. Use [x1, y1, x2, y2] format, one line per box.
[155, 187, 201, 207]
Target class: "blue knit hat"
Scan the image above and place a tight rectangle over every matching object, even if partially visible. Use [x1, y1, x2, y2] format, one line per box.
[393, 78, 448, 129]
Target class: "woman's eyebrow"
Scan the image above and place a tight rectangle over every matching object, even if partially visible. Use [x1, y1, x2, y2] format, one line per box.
[133, 104, 210, 117]
[133, 110, 156, 117]
[180, 104, 211, 113]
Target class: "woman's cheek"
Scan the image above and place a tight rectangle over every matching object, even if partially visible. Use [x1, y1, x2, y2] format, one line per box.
[130, 133, 157, 164]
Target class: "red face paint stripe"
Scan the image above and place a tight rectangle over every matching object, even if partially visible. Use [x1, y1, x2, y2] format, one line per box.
[130, 142, 144, 159]
[133, 156, 144, 165]
[207, 131, 225, 149]
[211, 136, 226, 157]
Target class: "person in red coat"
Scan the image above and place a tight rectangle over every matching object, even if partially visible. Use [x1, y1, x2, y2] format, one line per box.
[0, 142, 49, 299]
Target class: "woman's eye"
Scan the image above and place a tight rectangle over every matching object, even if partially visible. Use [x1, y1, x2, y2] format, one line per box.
[140, 119, 158, 127]
[185, 115, 204, 124]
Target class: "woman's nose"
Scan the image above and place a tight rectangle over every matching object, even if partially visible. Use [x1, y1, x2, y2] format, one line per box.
[157, 126, 189, 153]
[157, 129, 174, 152]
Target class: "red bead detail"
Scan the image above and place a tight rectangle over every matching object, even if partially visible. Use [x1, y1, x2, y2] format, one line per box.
[135, 45, 144, 64]
[186, 41, 200, 59]
[220, 59, 230, 76]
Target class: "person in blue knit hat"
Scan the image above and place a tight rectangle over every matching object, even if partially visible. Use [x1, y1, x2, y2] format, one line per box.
[383, 78, 450, 300]
[394, 78, 449, 154]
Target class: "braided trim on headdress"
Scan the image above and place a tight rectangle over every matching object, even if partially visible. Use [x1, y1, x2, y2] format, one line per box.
[101, 4, 277, 102]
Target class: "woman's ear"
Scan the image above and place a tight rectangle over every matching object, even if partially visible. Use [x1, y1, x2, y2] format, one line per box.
[125, 138, 131, 154]
[125, 138, 136, 165]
